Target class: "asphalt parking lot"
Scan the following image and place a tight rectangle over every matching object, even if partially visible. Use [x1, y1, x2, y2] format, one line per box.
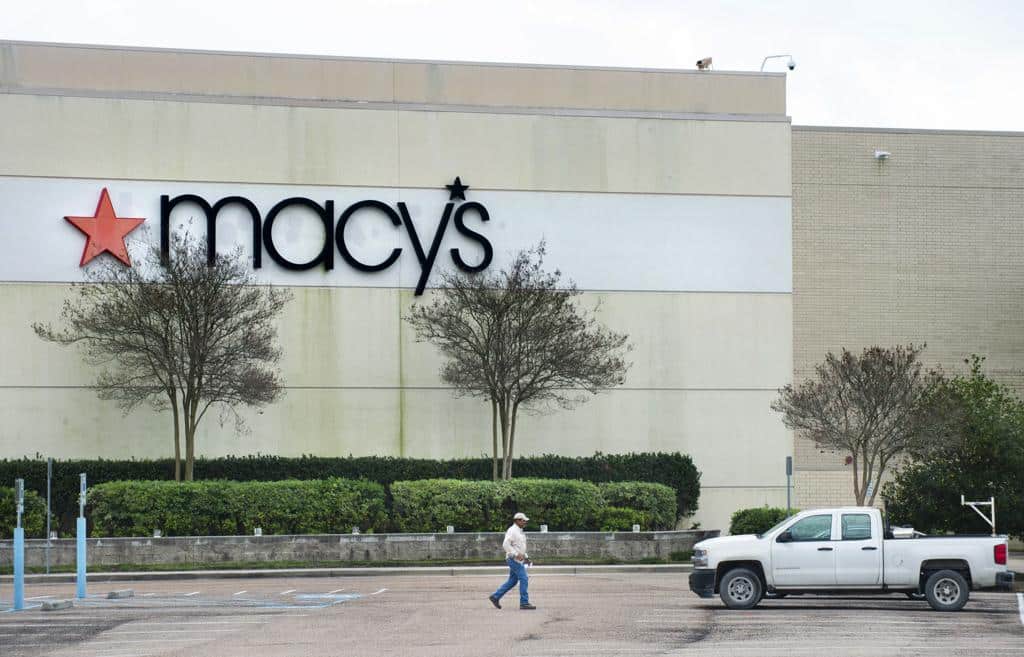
[1, 571, 1021, 657]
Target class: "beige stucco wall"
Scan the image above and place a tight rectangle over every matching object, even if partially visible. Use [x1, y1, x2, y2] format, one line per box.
[0, 43, 793, 532]
[0, 41, 786, 117]
[0, 94, 791, 198]
[4, 284, 793, 530]
[791, 126, 1024, 508]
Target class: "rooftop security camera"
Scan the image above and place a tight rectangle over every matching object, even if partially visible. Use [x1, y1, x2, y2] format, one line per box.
[760, 54, 796, 72]
[696, 57, 712, 70]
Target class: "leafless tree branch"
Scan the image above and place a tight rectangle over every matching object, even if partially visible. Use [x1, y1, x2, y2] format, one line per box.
[405, 242, 632, 480]
[33, 232, 291, 481]
[771, 344, 955, 505]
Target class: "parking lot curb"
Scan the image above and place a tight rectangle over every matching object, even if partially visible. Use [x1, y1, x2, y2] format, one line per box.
[4, 563, 693, 584]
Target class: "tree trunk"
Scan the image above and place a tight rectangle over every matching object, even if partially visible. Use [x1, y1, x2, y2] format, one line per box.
[866, 457, 889, 507]
[499, 401, 511, 480]
[184, 398, 197, 482]
[860, 445, 874, 506]
[851, 453, 864, 505]
[184, 424, 195, 481]
[170, 391, 181, 482]
[504, 401, 520, 480]
[491, 398, 499, 481]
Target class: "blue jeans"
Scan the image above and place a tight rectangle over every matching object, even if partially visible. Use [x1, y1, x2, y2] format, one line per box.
[492, 556, 529, 605]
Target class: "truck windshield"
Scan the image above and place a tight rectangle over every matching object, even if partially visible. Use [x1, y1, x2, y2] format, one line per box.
[758, 515, 796, 539]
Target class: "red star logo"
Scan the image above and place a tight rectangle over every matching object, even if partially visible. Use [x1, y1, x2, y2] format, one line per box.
[65, 188, 145, 266]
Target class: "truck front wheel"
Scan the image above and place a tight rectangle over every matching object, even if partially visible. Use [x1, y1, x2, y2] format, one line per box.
[719, 568, 763, 610]
[924, 570, 969, 611]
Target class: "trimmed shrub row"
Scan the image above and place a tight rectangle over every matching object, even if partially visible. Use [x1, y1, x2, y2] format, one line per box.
[0, 452, 700, 532]
[85, 478, 676, 537]
[390, 479, 676, 532]
[0, 487, 47, 539]
[600, 481, 677, 530]
[729, 506, 798, 536]
[89, 479, 388, 537]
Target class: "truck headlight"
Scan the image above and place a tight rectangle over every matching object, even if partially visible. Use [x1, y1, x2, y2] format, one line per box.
[693, 548, 709, 568]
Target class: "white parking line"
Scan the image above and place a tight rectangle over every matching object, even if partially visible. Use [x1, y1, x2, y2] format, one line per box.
[48, 650, 149, 654]
[47, 650, 150, 654]
[128, 620, 264, 626]
[26, 595, 54, 600]
[18, 638, 201, 646]
[328, 588, 345, 594]
[1018, 593, 1023, 625]
[280, 589, 296, 595]
[0, 623, 98, 627]
[105, 628, 238, 635]
[233, 590, 247, 596]
[371, 588, 388, 595]
[183, 591, 200, 597]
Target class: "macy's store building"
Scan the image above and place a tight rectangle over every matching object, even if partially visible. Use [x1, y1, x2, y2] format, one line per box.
[0, 41, 795, 531]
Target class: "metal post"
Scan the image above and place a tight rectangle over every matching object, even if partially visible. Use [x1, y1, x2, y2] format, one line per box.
[990, 496, 996, 537]
[14, 478, 25, 611]
[961, 494, 997, 536]
[76, 473, 87, 599]
[45, 458, 52, 575]
[785, 456, 793, 515]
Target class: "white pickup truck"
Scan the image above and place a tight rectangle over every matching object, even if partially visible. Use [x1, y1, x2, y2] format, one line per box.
[689, 507, 1014, 611]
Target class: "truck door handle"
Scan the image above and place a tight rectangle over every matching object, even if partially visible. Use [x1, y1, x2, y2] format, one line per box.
[862, 547, 878, 551]
[817, 547, 833, 551]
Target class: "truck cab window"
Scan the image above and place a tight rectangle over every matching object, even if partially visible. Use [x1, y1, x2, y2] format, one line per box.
[788, 514, 832, 541]
[842, 514, 872, 540]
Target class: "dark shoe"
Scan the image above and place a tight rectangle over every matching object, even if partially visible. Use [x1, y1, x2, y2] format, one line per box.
[520, 603, 537, 610]
[488, 595, 501, 609]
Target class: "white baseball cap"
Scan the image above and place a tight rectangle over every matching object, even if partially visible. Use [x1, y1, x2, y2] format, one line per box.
[513, 512, 529, 521]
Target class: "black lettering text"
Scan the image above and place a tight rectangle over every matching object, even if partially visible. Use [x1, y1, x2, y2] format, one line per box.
[335, 200, 403, 272]
[450, 201, 493, 273]
[262, 197, 335, 271]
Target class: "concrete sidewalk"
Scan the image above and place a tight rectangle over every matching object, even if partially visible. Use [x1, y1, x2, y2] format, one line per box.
[6, 553, 1020, 586]
[2, 562, 693, 584]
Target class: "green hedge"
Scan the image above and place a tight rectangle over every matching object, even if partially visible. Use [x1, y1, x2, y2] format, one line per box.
[390, 478, 607, 532]
[729, 507, 798, 536]
[0, 452, 701, 532]
[598, 482, 676, 530]
[596, 507, 649, 531]
[0, 487, 47, 539]
[89, 479, 387, 537]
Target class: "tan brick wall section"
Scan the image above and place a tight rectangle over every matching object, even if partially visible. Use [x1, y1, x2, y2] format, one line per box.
[792, 126, 1024, 509]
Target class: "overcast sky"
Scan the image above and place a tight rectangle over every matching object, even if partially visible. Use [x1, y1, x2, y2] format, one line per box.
[3, 0, 1023, 132]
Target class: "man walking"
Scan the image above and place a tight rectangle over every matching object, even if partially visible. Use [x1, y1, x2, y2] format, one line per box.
[488, 511, 537, 610]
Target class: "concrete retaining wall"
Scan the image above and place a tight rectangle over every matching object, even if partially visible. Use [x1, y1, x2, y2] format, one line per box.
[0, 530, 716, 568]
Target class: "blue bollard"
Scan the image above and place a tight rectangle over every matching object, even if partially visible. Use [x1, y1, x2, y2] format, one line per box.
[76, 517, 87, 599]
[13, 527, 24, 610]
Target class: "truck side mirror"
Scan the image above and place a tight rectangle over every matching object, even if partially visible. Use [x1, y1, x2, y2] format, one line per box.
[776, 531, 792, 543]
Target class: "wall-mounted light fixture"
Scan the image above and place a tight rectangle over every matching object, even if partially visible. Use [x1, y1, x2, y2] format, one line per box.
[760, 54, 795, 71]
[874, 150, 891, 160]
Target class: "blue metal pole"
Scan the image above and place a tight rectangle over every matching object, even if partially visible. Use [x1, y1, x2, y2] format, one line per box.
[13, 527, 25, 610]
[76, 517, 87, 599]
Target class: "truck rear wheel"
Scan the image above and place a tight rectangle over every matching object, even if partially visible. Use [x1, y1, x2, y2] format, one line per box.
[924, 569, 969, 611]
[719, 568, 763, 610]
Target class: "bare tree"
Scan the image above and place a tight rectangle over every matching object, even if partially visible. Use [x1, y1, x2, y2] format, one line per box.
[406, 243, 632, 480]
[771, 345, 951, 506]
[34, 233, 291, 481]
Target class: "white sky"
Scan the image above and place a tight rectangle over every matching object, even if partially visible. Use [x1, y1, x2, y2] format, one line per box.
[3, 0, 1024, 131]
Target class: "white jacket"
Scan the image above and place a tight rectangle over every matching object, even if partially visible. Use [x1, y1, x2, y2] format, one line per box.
[502, 524, 528, 559]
